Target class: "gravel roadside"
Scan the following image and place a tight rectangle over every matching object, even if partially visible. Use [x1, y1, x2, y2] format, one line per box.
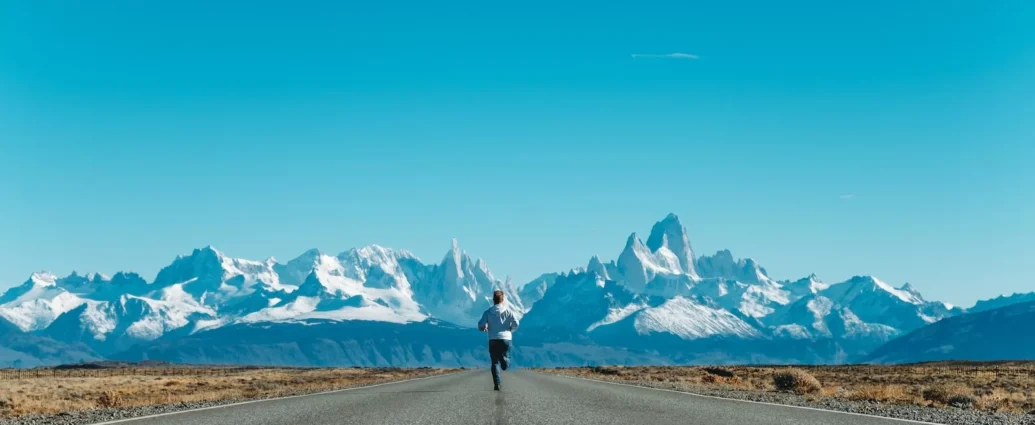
[542, 372, 1035, 425]
[0, 370, 458, 425]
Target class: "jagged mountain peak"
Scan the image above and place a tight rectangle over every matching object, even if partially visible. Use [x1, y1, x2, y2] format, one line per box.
[898, 283, 925, 301]
[192, 245, 224, 260]
[295, 270, 347, 298]
[3, 221, 981, 367]
[695, 250, 770, 284]
[708, 249, 735, 262]
[645, 213, 696, 277]
[442, 238, 466, 270]
[783, 273, 829, 300]
[153, 246, 288, 308]
[623, 232, 643, 249]
[0, 272, 88, 332]
[586, 255, 610, 280]
[829, 275, 923, 305]
[29, 271, 59, 286]
[342, 244, 416, 261]
[447, 237, 462, 258]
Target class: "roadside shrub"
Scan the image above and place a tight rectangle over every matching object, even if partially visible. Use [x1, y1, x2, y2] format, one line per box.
[591, 366, 625, 376]
[702, 367, 735, 378]
[923, 383, 974, 406]
[97, 390, 124, 408]
[701, 374, 719, 384]
[948, 394, 976, 409]
[0, 397, 13, 412]
[772, 369, 822, 395]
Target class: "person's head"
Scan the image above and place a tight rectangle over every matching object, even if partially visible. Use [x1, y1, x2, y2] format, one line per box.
[493, 290, 505, 305]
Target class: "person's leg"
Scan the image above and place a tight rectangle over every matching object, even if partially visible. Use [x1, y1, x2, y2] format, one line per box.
[499, 339, 511, 371]
[489, 340, 502, 389]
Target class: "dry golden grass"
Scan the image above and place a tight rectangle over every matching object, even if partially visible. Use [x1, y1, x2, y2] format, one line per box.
[0, 367, 454, 417]
[536, 362, 1035, 414]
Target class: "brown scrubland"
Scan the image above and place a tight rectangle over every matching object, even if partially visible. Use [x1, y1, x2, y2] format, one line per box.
[0, 366, 454, 417]
[537, 362, 1035, 414]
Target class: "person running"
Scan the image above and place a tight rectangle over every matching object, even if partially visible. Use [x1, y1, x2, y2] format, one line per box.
[477, 289, 519, 391]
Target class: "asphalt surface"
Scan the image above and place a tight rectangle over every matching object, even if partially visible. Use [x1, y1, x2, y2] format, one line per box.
[94, 370, 937, 425]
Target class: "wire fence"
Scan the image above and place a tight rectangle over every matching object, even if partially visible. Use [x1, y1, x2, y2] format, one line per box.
[753, 364, 1035, 381]
[0, 365, 426, 380]
[0, 366, 315, 380]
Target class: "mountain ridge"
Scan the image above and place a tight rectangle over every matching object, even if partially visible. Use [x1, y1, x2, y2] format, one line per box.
[1, 213, 1026, 367]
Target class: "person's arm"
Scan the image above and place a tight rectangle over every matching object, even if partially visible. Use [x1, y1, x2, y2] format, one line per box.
[478, 310, 488, 332]
[508, 311, 520, 332]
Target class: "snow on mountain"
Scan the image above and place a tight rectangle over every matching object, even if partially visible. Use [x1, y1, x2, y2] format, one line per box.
[5, 239, 525, 356]
[523, 271, 761, 342]
[816, 275, 958, 331]
[865, 300, 1035, 364]
[586, 255, 610, 280]
[782, 274, 830, 300]
[245, 245, 428, 325]
[518, 213, 962, 363]
[766, 275, 959, 346]
[696, 250, 771, 284]
[685, 249, 796, 319]
[273, 248, 325, 287]
[824, 275, 923, 306]
[615, 232, 697, 296]
[603, 216, 793, 320]
[645, 213, 699, 279]
[631, 296, 761, 340]
[689, 277, 791, 320]
[42, 283, 218, 354]
[232, 240, 518, 328]
[122, 284, 218, 340]
[152, 246, 293, 309]
[0, 272, 87, 331]
[767, 293, 899, 342]
[239, 293, 415, 325]
[3, 212, 976, 366]
[518, 264, 589, 311]
[518, 272, 562, 311]
[521, 272, 650, 336]
[408, 239, 523, 326]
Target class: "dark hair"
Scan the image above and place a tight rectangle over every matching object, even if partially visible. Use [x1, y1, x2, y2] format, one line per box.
[493, 290, 505, 305]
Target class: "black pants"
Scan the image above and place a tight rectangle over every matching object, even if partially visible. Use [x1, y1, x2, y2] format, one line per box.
[488, 339, 511, 386]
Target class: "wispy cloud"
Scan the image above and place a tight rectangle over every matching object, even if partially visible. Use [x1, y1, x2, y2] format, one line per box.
[839, 194, 856, 200]
[631, 53, 699, 59]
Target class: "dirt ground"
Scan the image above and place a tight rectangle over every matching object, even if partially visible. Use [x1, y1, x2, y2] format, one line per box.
[537, 362, 1035, 414]
[0, 366, 455, 417]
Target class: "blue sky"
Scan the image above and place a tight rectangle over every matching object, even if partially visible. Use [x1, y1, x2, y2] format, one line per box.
[1, 1, 1033, 306]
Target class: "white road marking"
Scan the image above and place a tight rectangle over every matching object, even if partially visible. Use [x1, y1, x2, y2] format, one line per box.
[90, 371, 469, 425]
[544, 372, 946, 425]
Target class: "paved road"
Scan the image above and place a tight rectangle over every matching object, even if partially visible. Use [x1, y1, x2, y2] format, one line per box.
[98, 370, 933, 425]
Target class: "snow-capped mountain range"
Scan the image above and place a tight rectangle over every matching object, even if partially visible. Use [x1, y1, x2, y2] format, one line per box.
[514, 214, 966, 363]
[1, 240, 522, 358]
[0, 213, 1021, 366]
